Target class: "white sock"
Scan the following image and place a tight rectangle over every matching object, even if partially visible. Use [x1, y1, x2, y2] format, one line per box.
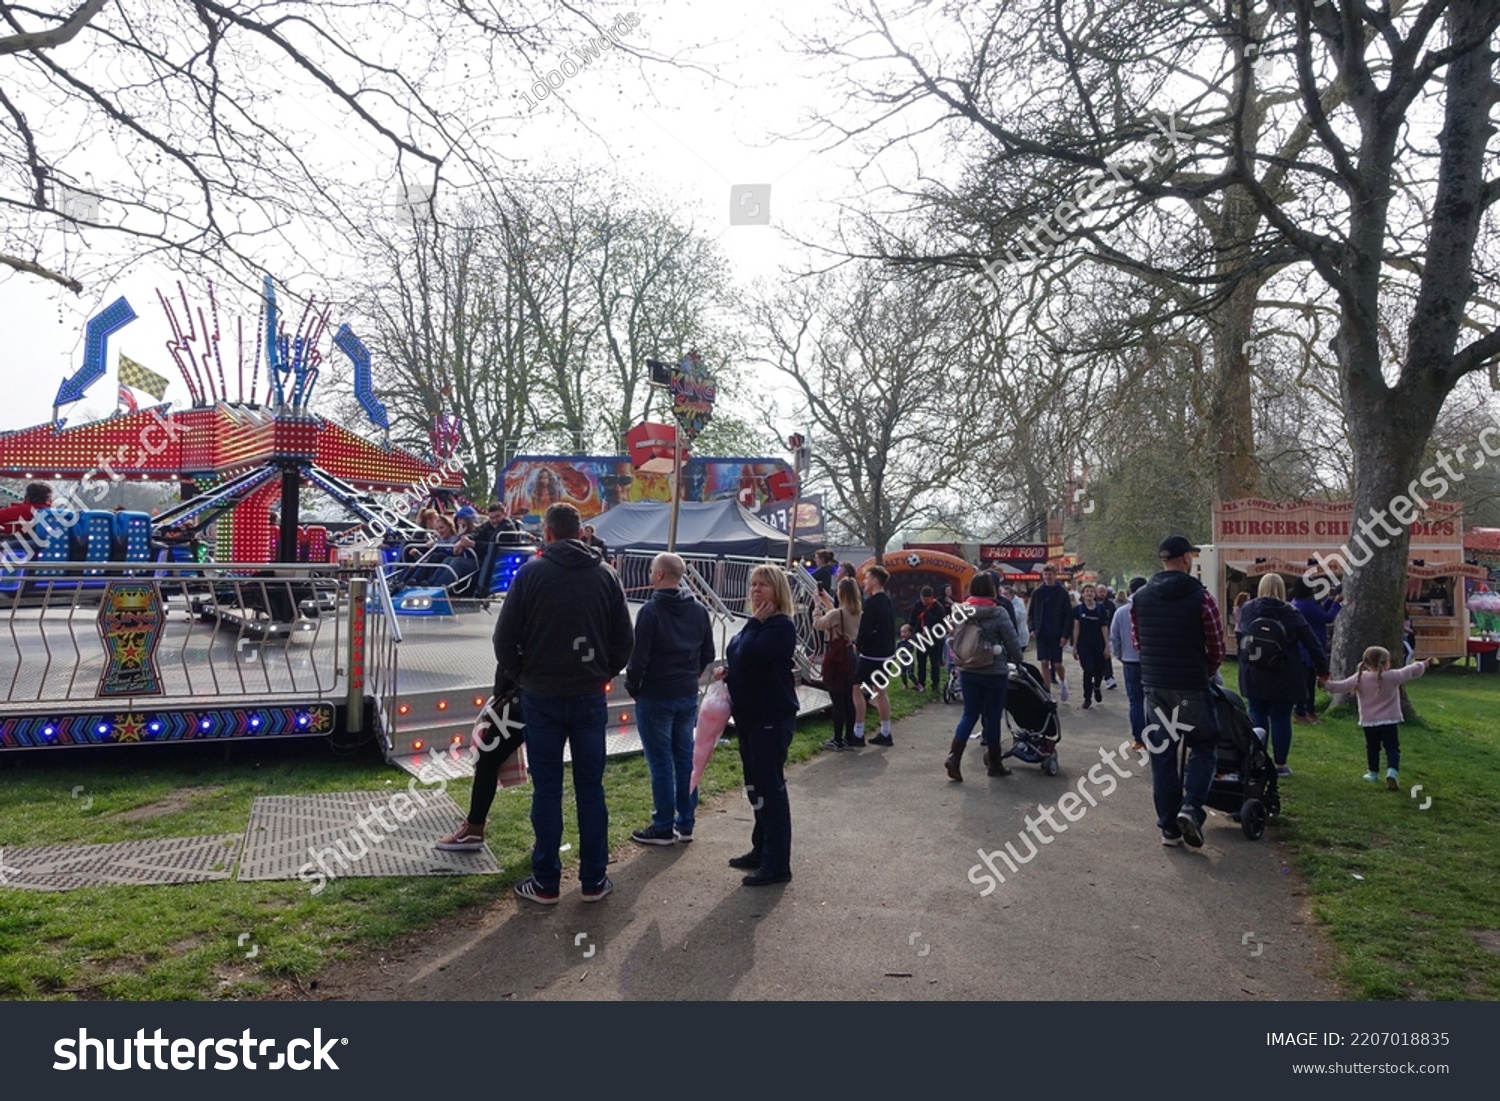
[853, 723, 864, 737]
[880, 720, 891, 736]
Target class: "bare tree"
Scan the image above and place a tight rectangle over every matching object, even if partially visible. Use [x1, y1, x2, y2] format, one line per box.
[0, 0, 640, 295]
[348, 177, 745, 489]
[754, 267, 982, 561]
[808, 0, 1500, 674]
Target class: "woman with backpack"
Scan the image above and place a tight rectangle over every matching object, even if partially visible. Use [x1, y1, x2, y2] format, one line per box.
[1236, 573, 1329, 777]
[814, 577, 863, 751]
[944, 572, 1026, 782]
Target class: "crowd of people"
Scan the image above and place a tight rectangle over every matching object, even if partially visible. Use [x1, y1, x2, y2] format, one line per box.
[438, 517, 1437, 900]
[388, 501, 527, 591]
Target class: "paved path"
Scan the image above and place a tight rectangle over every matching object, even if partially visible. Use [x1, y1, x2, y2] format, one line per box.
[318, 675, 1341, 1000]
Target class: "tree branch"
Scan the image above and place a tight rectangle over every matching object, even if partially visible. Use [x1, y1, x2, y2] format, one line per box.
[0, 250, 82, 292]
[0, 0, 108, 56]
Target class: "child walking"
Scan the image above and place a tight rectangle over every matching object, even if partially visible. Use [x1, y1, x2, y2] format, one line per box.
[896, 625, 917, 689]
[1323, 646, 1436, 790]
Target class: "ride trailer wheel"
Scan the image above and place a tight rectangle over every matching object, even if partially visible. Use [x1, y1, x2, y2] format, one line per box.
[1043, 754, 1060, 776]
[1241, 798, 1268, 840]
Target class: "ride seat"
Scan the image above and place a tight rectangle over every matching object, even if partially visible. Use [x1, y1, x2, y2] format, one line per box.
[112, 511, 153, 562]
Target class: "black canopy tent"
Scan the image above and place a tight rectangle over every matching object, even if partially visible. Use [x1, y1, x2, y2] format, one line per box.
[589, 499, 818, 558]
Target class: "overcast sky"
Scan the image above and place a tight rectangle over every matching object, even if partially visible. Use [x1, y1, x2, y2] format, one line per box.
[4, 0, 931, 436]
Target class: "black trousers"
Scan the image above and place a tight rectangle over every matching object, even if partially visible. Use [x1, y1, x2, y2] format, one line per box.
[1079, 646, 1106, 699]
[914, 638, 940, 687]
[468, 670, 525, 825]
[827, 667, 856, 742]
[735, 712, 794, 875]
[1364, 724, 1401, 772]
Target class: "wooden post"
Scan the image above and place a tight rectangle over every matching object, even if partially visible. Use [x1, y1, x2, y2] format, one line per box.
[785, 477, 800, 569]
[667, 421, 683, 552]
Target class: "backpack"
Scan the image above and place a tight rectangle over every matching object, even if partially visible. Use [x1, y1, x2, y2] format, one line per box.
[1243, 614, 1290, 671]
[949, 614, 995, 671]
[821, 611, 854, 686]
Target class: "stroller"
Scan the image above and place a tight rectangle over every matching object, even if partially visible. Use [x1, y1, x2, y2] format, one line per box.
[1000, 661, 1062, 775]
[942, 637, 963, 703]
[1193, 684, 1280, 840]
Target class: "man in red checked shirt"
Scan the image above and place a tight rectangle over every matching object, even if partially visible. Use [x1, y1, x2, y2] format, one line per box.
[0, 483, 52, 535]
[1130, 534, 1225, 850]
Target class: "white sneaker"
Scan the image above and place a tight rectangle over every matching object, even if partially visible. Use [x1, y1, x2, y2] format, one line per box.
[1059, 682, 1069, 701]
[1362, 771, 1380, 782]
[1104, 678, 1117, 690]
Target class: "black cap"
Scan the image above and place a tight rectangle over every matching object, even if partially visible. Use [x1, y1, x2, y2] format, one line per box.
[1158, 535, 1200, 560]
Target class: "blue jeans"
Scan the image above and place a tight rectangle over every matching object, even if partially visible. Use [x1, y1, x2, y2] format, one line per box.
[1123, 662, 1145, 744]
[1144, 687, 1219, 832]
[1247, 698, 1294, 767]
[521, 690, 609, 891]
[954, 671, 1008, 747]
[635, 694, 699, 832]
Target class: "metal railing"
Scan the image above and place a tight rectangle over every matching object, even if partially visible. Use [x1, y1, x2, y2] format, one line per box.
[365, 568, 401, 751]
[681, 560, 738, 662]
[0, 562, 391, 715]
[615, 552, 826, 682]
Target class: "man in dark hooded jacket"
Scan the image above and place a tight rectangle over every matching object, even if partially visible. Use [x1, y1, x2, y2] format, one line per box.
[496, 502, 634, 903]
[1130, 535, 1225, 850]
[625, 553, 716, 846]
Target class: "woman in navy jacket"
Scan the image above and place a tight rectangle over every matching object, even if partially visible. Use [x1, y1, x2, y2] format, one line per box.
[1236, 573, 1328, 776]
[1290, 578, 1341, 723]
[723, 564, 800, 886]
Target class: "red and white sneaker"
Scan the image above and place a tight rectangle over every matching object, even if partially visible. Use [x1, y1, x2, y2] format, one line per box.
[434, 822, 486, 852]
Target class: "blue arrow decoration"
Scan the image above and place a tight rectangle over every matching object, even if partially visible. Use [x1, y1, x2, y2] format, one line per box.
[54, 296, 136, 410]
[334, 323, 389, 430]
[263, 276, 289, 406]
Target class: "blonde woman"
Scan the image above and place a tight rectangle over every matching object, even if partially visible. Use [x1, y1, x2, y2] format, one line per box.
[1234, 572, 1328, 777]
[814, 576, 863, 750]
[722, 564, 799, 886]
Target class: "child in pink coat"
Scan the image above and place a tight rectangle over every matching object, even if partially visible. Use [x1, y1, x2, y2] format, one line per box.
[1324, 646, 1437, 790]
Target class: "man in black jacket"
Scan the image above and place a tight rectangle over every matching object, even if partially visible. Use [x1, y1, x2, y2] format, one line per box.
[495, 502, 634, 903]
[1130, 535, 1225, 850]
[908, 586, 947, 693]
[1028, 565, 1073, 700]
[810, 550, 837, 595]
[854, 565, 897, 746]
[626, 553, 716, 846]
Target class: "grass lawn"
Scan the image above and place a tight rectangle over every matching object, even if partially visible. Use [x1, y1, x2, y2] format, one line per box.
[1222, 663, 1500, 1000]
[0, 684, 927, 1001]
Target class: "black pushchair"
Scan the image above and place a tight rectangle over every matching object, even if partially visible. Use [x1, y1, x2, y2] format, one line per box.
[1000, 661, 1062, 775]
[1195, 684, 1280, 840]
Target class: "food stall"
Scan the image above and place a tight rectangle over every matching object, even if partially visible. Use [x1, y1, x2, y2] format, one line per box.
[1197, 499, 1484, 661]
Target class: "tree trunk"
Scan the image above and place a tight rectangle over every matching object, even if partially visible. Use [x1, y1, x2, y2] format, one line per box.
[1208, 276, 1263, 500]
[1331, 386, 1445, 680]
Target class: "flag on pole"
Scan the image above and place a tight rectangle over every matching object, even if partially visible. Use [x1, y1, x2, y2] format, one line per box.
[118, 353, 170, 400]
[118, 384, 138, 415]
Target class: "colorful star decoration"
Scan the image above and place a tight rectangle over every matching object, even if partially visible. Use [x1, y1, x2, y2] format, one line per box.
[116, 632, 147, 667]
[114, 713, 146, 742]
